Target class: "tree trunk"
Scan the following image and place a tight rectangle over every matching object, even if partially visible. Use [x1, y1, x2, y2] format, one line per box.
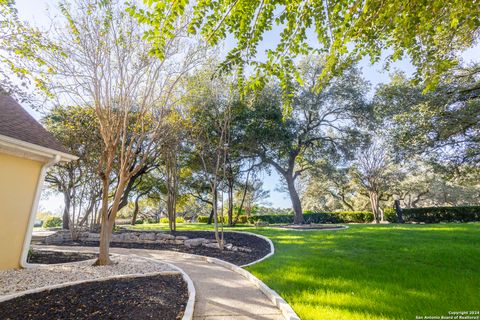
[167, 191, 176, 231]
[96, 217, 113, 265]
[62, 192, 71, 229]
[166, 150, 177, 231]
[207, 208, 214, 224]
[131, 194, 141, 225]
[96, 175, 126, 266]
[211, 186, 224, 249]
[227, 179, 233, 226]
[286, 175, 304, 224]
[78, 195, 97, 227]
[233, 172, 250, 225]
[369, 191, 380, 223]
[95, 180, 113, 265]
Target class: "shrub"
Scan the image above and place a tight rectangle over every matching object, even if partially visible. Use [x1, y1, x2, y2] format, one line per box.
[197, 215, 209, 223]
[247, 211, 374, 224]
[248, 214, 291, 224]
[160, 217, 186, 224]
[400, 206, 480, 223]
[384, 207, 397, 222]
[197, 215, 248, 224]
[176, 217, 185, 223]
[235, 215, 249, 224]
[330, 211, 373, 223]
[43, 216, 62, 228]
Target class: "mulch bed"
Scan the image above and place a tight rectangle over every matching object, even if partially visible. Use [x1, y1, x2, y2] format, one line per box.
[56, 231, 271, 266]
[272, 224, 346, 230]
[0, 274, 187, 320]
[28, 250, 97, 264]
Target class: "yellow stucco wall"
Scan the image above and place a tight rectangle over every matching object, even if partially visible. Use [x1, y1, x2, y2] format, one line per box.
[0, 152, 43, 270]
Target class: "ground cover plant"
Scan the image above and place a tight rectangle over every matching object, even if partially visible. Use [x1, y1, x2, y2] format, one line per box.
[131, 222, 480, 320]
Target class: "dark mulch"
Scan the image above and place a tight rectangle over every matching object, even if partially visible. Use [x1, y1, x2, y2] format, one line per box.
[28, 250, 97, 264]
[55, 231, 271, 266]
[0, 274, 187, 320]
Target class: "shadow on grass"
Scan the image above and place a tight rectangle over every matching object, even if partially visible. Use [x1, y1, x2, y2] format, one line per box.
[247, 223, 480, 320]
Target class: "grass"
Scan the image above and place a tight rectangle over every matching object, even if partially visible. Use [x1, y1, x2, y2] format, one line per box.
[129, 222, 480, 320]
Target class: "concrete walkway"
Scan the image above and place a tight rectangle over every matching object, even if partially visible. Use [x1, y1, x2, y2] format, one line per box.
[41, 246, 284, 320]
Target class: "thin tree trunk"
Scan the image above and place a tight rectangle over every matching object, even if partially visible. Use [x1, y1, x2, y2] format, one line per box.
[340, 193, 355, 211]
[62, 192, 71, 229]
[79, 196, 96, 227]
[227, 178, 233, 226]
[212, 186, 224, 249]
[233, 170, 250, 225]
[131, 194, 141, 225]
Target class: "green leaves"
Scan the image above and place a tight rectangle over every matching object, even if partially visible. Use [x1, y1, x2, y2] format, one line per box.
[133, 0, 480, 109]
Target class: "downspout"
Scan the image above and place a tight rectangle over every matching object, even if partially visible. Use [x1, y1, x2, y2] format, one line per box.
[20, 154, 61, 268]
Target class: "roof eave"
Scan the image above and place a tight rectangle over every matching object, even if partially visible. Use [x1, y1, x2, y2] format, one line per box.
[0, 134, 78, 162]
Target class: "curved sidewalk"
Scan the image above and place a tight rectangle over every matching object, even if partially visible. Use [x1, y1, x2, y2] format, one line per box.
[41, 246, 284, 320]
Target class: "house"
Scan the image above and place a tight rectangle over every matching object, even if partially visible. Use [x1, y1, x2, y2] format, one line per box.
[0, 95, 77, 270]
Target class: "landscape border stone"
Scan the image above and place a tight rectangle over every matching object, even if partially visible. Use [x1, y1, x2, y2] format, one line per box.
[31, 230, 294, 319]
[0, 252, 196, 320]
[227, 231, 275, 267]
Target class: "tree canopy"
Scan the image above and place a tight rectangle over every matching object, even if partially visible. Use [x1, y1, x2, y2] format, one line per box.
[134, 0, 480, 105]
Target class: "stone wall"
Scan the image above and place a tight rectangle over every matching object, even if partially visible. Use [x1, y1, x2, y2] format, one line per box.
[43, 231, 251, 253]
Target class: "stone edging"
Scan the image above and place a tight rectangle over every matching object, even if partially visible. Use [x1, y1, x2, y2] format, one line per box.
[228, 231, 275, 267]
[182, 230, 298, 320]
[0, 253, 196, 320]
[133, 255, 196, 320]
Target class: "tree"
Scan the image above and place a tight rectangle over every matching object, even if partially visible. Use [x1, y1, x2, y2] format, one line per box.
[161, 114, 183, 231]
[302, 163, 358, 212]
[44, 0, 206, 265]
[354, 141, 393, 223]
[43, 106, 103, 231]
[0, 0, 57, 105]
[135, 0, 480, 102]
[182, 69, 234, 247]
[374, 68, 480, 171]
[392, 162, 480, 208]
[234, 176, 269, 220]
[239, 60, 368, 223]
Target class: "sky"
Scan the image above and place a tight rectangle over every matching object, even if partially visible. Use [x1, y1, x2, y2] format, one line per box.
[14, 0, 479, 214]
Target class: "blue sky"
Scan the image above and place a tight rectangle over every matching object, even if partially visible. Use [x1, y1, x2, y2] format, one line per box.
[15, 0, 479, 213]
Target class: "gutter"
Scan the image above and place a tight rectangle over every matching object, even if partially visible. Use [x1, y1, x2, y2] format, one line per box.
[20, 154, 62, 268]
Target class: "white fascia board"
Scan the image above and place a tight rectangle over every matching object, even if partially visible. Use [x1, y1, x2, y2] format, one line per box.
[0, 134, 78, 162]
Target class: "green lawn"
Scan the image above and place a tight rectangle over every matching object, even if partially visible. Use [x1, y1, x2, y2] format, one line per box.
[129, 222, 480, 320]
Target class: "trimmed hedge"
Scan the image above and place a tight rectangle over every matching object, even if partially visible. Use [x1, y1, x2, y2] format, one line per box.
[391, 206, 480, 223]
[159, 217, 186, 224]
[247, 211, 373, 224]
[197, 215, 249, 224]
[197, 207, 480, 224]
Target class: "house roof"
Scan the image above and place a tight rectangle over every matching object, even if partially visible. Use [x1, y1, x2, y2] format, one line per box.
[0, 95, 70, 154]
